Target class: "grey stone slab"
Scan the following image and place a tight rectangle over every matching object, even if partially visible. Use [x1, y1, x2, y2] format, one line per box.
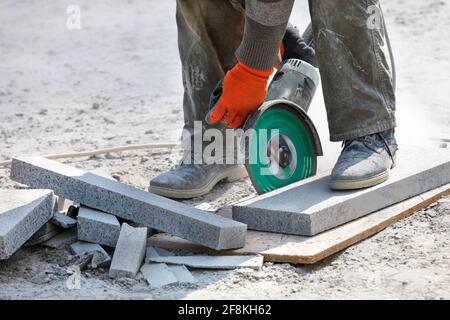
[127, 221, 155, 238]
[70, 240, 105, 255]
[154, 247, 175, 256]
[89, 168, 114, 180]
[25, 222, 63, 246]
[140, 263, 178, 288]
[0, 189, 54, 259]
[77, 206, 120, 247]
[145, 247, 161, 260]
[10, 157, 247, 250]
[147, 255, 264, 270]
[143, 246, 189, 285]
[233, 145, 450, 236]
[51, 212, 77, 229]
[109, 223, 147, 278]
[168, 265, 195, 283]
[69, 241, 111, 268]
[143, 246, 194, 284]
[145, 246, 175, 263]
[83, 170, 175, 240]
[42, 228, 78, 249]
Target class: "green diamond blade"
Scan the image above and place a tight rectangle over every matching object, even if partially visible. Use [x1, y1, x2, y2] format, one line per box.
[245, 105, 317, 194]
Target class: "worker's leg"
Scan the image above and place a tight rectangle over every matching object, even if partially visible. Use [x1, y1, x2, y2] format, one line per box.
[309, 0, 395, 141]
[309, 0, 398, 190]
[177, 0, 244, 147]
[149, 0, 247, 199]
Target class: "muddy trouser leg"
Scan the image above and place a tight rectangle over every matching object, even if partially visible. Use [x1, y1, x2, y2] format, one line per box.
[309, 0, 396, 142]
[176, 0, 244, 162]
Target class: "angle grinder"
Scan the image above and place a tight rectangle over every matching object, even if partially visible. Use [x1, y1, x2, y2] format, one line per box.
[207, 58, 322, 194]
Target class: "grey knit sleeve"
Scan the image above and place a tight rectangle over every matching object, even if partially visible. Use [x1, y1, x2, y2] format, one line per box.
[235, 0, 294, 70]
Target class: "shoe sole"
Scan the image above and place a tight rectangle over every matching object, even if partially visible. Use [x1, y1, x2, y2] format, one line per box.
[148, 166, 248, 199]
[329, 157, 397, 191]
[329, 169, 390, 191]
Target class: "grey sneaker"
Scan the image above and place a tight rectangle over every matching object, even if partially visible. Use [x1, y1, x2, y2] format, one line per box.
[149, 161, 248, 199]
[330, 129, 398, 190]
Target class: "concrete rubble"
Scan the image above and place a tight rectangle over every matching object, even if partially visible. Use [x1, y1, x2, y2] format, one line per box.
[70, 241, 111, 268]
[0, 161, 252, 283]
[10, 156, 247, 250]
[51, 211, 77, 229]
[141, 246, 195, 287]
[25, 222, 63, 246]
[0, 157, 252, 283]
[140, 263, 178, 288]
[42, 228, 78, 249]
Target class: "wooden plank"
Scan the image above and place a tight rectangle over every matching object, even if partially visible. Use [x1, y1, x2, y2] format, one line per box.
[148, 184, 450, 264]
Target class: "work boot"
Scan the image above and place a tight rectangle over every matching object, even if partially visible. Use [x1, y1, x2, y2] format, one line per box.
[149, 161, 247, 199]
[330, 129, 398, 190]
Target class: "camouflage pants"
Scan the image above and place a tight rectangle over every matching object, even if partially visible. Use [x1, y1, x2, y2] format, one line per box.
[176, 0, 396, 143]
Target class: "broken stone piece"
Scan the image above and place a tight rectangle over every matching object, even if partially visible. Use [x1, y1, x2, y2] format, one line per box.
[0, 189, 54, 259]
[109, 223, 147, 278]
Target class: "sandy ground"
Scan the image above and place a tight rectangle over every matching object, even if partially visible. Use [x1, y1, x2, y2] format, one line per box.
[0, 0, 449, 299]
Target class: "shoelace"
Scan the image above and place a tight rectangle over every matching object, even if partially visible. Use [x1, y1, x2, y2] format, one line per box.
[377, 132, 396, 160]
[342, 132, 395, 161]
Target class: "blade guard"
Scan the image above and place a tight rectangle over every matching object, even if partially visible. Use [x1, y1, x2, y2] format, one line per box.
[266, 59, 320, 113]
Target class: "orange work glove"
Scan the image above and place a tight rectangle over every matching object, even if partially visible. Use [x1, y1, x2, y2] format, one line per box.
[276, 42, 285, 69]
[208, 62, 273, 129]
[280, 42, 285, 59]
